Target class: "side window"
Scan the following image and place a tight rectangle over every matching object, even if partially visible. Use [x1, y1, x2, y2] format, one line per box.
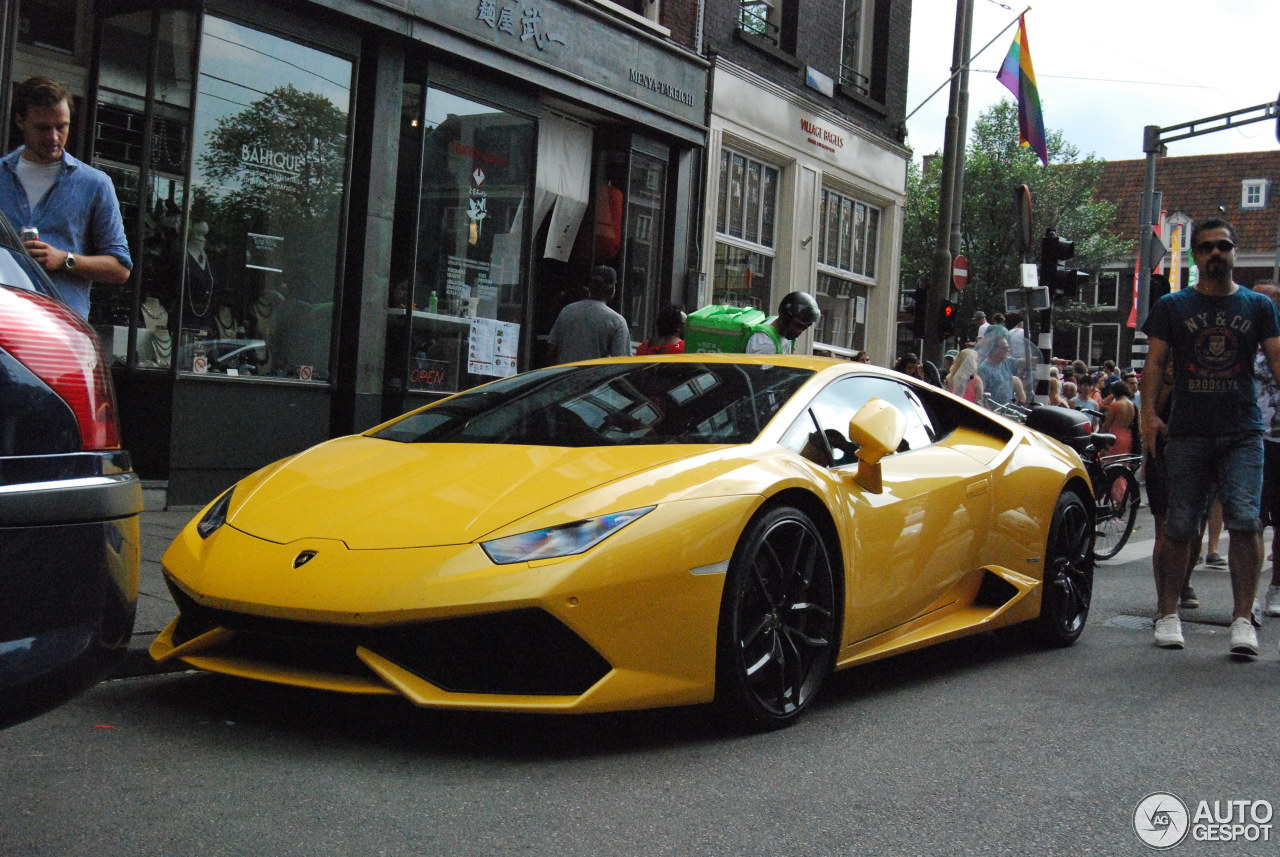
[780, 375, 935, 465]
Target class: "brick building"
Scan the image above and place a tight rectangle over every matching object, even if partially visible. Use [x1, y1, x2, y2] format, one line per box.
[1057, 151, 1280, 369]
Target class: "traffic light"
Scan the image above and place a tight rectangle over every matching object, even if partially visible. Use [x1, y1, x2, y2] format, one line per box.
[911, 287, 927, 337]
[938, 300, 956, 338]
[1040, 228, 1088, 301]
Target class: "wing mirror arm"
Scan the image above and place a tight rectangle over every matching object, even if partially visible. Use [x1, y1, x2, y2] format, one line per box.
[846, 398, 906, 494]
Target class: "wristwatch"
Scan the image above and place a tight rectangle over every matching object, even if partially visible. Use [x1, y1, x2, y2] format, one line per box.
[63, 253, 77, 270]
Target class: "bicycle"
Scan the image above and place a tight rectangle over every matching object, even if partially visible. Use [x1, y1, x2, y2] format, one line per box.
[1078, 408, 1142, 560]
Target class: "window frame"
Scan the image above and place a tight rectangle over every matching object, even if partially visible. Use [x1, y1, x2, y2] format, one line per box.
[1242, 178, 1270, 210]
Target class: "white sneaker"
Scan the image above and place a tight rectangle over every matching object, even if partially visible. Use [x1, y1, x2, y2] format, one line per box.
[1266, 585, 1280, 617]
[1154, 614, 1184, 648]
[1230, 617, 1259, 657]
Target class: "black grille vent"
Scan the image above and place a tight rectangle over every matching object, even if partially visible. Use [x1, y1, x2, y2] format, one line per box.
[163, 576, 609, 696]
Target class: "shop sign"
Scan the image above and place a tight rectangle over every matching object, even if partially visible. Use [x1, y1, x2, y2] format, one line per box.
[239, 144, 305, 177]
[800, 119, 845, 153]
[475, 0, 567, 51]
[628, 69, 696, 107]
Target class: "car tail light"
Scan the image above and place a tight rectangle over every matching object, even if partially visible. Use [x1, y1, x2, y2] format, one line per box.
[0, 285, 121, 449]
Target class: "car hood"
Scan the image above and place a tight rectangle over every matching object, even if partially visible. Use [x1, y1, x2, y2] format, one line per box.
[227, 435, 712, 549]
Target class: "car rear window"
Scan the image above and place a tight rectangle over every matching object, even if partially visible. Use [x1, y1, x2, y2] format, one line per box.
[373, 361, 814, 447]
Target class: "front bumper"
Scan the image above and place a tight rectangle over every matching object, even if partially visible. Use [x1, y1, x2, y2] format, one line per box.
[153, 496, 753, 713]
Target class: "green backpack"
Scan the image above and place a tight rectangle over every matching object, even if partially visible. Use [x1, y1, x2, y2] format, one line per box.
[684, 305, 779, 353]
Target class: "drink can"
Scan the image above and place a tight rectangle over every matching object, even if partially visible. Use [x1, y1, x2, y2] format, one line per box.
[20, 226, 38, 242]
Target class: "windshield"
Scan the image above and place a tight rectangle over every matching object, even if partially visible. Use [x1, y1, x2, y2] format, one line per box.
[0, 210, 58, 300]
[374, 361, 815, 447]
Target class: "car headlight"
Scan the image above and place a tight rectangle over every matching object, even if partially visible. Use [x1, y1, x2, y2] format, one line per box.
[196, 487, 235, 539]
[481, 507, 655, 564]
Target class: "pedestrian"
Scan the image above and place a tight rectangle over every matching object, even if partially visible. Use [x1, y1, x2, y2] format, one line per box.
[944, 347, 984, 403]
[745, 291, 820, 354]
[973, 310, 990, 340]
[893, 352, 925, 380]
[1101, 378, 1137, 456]
[636, 303, 686, 355]
[1072, 375, 1103, 411]
[0, 76, 132, 318]
[1047, 375, 1068, 407]
[546, 265, 630, 364]
[1140, 217, 1280, 655]
[975, 327, 1026, 410]
[1251, 282, 1280, 617]
[853, 350, 873, 364]
[1143, 360, 1202, 611]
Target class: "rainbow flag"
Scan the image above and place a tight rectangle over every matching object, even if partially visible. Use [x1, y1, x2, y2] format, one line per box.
[996, 14, 1048, 166]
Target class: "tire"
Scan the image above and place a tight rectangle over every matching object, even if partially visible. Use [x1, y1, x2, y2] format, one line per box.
[715, 504, 837, 731]
[1092, 466, 1140, 561]
[1030, 490, 1093, 647]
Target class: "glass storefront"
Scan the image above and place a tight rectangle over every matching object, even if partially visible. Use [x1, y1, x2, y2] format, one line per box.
[183, 16, 352, 381]
[91, 10, 353, 382]
[386, 85, 534, 397]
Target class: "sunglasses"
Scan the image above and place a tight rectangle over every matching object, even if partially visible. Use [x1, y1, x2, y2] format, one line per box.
[1195, 239, 1235, 254]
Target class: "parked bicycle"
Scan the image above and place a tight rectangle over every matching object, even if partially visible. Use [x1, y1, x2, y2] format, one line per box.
[1077, 408, 1142, 560]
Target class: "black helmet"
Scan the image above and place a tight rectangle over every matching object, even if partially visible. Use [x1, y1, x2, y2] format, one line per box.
[779, 291, 821, 326]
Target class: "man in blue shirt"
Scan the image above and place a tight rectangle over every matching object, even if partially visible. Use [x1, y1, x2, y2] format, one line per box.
[1141, 218, 1280, 657]
[0, 77, 131, 317]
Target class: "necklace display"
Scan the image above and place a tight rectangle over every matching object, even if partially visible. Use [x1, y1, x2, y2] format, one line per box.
[187, 273, 213, 318]
[151, 330, 173, 362]
[215, 306, 236, 338]
[253, 295, 275, 319]
[141, 299, 166, 321]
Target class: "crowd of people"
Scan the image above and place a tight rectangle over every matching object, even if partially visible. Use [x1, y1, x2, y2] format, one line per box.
[882, 219, 1280, 660]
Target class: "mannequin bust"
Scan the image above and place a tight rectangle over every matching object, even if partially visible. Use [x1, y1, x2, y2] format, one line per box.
[215, 305, 236, 339]
[184, 221, 215, 330]
[140, 296, 168, 331]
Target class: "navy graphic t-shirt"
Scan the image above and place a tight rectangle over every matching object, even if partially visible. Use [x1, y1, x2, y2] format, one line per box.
[1142, 286, 1280, 436]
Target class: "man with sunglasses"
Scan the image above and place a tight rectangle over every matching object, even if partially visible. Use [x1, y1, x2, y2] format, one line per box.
[1141, 218, 1280, 657]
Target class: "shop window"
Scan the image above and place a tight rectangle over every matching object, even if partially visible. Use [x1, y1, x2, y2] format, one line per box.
[178, 16, 353, 381]
[90, 8, 197, 364]
[385, 86, 533, 397]
[815, 271, 867, 352]
[819, 187, 879, 280]
[714, 147, 779, 311]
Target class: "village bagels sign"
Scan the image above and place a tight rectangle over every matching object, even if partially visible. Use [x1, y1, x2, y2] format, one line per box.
[800, 118, 845, 152]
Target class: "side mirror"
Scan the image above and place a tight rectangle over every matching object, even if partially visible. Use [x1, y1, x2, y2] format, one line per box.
[847, 398, 906, 493]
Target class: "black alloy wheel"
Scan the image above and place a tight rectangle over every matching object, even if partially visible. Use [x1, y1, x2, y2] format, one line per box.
[1091, 466, 1140, 560]
[1031, 490, 1094, 646]
[715, 504, 837, 730]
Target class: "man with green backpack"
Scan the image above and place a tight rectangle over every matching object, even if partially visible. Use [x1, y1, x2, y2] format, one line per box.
[684, 291, 821, 355]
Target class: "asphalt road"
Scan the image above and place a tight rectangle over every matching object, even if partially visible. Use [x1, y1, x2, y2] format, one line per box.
[4, 509, 1280, 857]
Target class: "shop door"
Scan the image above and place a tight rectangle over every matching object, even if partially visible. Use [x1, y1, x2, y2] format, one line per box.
[619, 138, 669, 347]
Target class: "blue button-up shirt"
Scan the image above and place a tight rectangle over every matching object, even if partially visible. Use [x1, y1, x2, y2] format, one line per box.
[0, 147, 132, 318]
